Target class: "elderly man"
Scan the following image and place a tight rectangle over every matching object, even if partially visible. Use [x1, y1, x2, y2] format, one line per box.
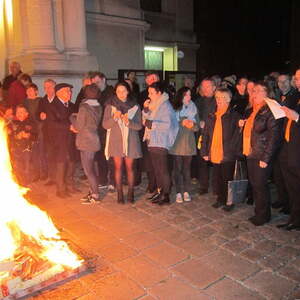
[37, 79, 57, 186]
[2, 61, 22, 102]
[194, 78, 217, 195]
[50, 83, 78, 198]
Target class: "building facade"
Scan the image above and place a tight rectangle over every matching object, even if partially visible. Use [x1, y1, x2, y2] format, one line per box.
[1, 0, 198, 95]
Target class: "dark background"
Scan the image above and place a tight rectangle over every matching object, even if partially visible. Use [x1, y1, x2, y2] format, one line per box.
[194, 0, 300, 79]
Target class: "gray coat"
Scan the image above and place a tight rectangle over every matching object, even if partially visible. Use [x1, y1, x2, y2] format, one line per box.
[70, 99, 102, 152]
[102, 104, 142, 158]
[169, 113, 200, 156]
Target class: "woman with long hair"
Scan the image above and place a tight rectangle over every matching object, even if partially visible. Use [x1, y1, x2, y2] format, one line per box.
[169, 87, 199, 203]
[102, 81, 142, 204]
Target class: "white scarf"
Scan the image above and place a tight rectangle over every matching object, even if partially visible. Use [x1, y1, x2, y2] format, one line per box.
[105, 105, 139, 160]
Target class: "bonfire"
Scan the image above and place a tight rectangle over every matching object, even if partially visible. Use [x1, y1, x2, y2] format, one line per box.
[0, 119, 83, 298]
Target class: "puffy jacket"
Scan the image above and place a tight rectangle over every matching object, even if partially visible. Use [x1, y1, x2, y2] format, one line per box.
[245, 105, 281, 163]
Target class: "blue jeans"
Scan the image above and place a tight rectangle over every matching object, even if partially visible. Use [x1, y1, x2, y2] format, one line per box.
[80, 151, 99, 197]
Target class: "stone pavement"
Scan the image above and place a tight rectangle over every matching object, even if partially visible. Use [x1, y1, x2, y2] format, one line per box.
[27, 178, 300, 300]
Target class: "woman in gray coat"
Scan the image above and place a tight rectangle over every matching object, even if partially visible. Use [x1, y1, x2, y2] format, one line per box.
[102, 81, 142, 204]
[70, 84, 102, 204]
[169, 87, 199, 203]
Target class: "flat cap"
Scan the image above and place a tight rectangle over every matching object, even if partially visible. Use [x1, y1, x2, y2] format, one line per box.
[55, 83, 73, 93]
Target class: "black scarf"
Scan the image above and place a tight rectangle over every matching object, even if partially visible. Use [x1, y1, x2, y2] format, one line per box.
[107, 95, 136, 114]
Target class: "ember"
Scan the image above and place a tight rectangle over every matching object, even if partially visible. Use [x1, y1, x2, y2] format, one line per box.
[0, 119, 83, 298]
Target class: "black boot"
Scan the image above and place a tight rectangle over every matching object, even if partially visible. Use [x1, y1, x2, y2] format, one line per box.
[117, 188, 125, 204]
[127, 187, 135, 204]
[158, 194, 171, 206]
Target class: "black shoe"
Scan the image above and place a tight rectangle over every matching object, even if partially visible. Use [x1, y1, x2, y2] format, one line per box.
[246, 197, 254, 205]
[285, 224, 300, 231]
[117, 191, 125, 204]
[81, 195, 101, 205]
[279, 207, 290, 215]
[148, 192, 160, 201]
[151, 193, 163, 204]
[128, 189, 135, 204]
[223, 204, 235, 212]
[199, 188, 208, 195]
[158, 194, 171, 206]
[45, 180, 55, 186]
[212, 201, 224, 209]
[272, 201, 284, 209]
[248, 216, 267, 226]
[276, 223, 290, 229]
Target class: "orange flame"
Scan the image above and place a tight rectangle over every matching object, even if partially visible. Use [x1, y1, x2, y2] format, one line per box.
[0, 119, 82, 271]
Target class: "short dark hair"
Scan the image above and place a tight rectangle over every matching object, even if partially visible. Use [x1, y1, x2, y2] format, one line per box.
[148, 81, 165, 94]
[90, 71, 106, 80]
[215, 87, 232, 99]
[201, 77, 216, 86]
[114, 81, 131, 94]
[145, 71, 160, 79]
[15, 104, 28, 112]
[26, 83, 38, 91]
[19, 73, 32, 83]
[83, 83, 100, 99]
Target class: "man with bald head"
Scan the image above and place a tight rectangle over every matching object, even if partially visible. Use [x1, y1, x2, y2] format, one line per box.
[2, 61, 22, 102]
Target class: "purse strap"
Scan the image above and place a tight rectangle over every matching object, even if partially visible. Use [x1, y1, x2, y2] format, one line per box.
[234, 160, 244, 180]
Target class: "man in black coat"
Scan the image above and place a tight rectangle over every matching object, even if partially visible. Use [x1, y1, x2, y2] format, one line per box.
[272, 74, 300, 212]
[50, 83, 77, 198]
[37, 79, 57, 185]
[194, 78, 217, 195]
[277, 103, 300, 231]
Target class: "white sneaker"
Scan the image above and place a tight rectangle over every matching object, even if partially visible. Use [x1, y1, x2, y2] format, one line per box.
[98, 184, 108, 189]
[107, 185, 115, 193]
[183, 192, 191, 202]
[176, 193, 183, 203]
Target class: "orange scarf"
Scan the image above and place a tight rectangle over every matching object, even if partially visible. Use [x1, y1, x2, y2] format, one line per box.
[210, 109, 227, 164]
[285, 119, 292, 142]
[243, 105, 262, 156]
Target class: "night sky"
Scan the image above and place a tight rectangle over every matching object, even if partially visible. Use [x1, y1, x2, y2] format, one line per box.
[194, 0, 296, 79]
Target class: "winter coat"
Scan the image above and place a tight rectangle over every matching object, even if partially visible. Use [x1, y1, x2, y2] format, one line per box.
[201, 108, 241, 162]
[169, 102, 200, 156]
[102, 103, 142, 159]
[244, 105, 281, 163]
[70, 99, 102, 152]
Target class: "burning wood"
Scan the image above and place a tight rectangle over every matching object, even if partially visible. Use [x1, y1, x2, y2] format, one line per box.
[0, 118, 85, 298]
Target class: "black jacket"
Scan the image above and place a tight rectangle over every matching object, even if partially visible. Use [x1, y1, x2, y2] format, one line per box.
[47, 97, 76, 162]
[201, 108, 241, 163]
[244, 105, 281, 163]
[279, 103, 300, 168]
[278, 88, 300, 109]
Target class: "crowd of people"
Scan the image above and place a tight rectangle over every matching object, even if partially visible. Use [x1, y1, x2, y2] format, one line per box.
[1, 61, 300, 231]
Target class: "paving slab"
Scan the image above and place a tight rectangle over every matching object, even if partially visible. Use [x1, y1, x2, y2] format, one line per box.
[205, 277, 265, 300]
[244, 271, 297, 300]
